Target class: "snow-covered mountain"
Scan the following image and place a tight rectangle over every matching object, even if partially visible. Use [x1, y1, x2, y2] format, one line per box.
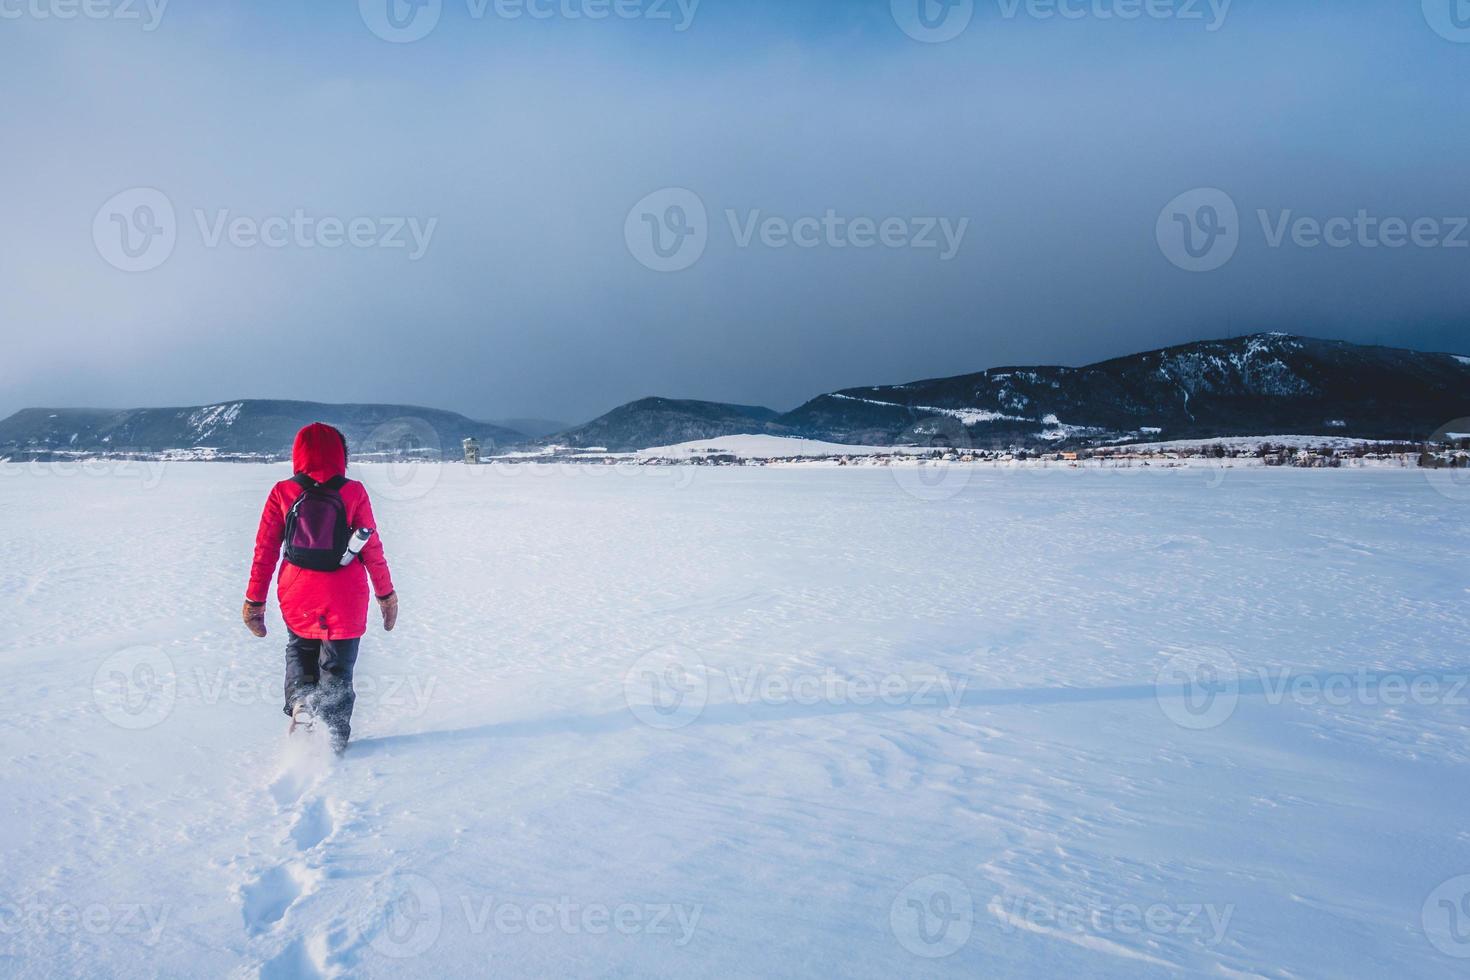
[779, 334, 1470, 448]
[547, 398, 786, 452]
[0, 400, 525, 460]
[5, 336, 1467, 459]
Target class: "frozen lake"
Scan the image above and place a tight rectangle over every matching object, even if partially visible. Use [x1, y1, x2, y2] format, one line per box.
[2, 461, 1468, 978]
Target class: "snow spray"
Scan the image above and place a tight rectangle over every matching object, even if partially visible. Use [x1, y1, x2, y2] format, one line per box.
[340, 527, 374, 566]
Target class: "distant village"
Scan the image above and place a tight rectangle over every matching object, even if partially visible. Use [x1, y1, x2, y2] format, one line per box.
[462, 436, 1470, 470]
[6, 433, 1467, 470]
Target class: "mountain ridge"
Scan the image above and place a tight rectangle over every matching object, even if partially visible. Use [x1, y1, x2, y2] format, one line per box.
[774, 333, 1470, 448]
[546, 397, 786, 452]
[4, 335, 1467, 458]
[0, 400, 524, 460]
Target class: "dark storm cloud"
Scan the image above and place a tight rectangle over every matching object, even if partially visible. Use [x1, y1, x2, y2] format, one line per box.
[1, 0, 1467, 424]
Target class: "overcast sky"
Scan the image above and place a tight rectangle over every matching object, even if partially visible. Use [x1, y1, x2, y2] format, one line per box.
[2, 0, 1469, 425]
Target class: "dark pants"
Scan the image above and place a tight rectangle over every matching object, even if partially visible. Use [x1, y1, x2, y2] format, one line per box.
[284, 631, 360, 748]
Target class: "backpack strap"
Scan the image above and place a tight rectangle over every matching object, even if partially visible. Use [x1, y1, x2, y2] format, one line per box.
[291, 474, 347, 491]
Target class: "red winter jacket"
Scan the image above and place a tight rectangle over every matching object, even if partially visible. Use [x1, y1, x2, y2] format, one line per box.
[246, 423, 395, 640]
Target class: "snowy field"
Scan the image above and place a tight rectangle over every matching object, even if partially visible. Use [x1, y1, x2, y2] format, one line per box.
[2, 461, 1469, 978]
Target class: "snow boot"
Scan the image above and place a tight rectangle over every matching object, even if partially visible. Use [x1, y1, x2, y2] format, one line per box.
[288, 701, 316, 735]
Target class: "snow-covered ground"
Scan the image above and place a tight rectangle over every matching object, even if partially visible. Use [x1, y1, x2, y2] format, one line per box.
[2, 462, 1469, 978]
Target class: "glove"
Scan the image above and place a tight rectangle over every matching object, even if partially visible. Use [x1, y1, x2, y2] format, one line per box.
[243, 600, 267, 638]
[378, 592, 398, 632]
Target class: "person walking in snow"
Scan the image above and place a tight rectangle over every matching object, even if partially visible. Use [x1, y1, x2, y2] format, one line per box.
[241, 422, 398, 753]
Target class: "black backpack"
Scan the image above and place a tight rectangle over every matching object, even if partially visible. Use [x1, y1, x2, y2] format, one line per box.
[282, 475, 351, 572]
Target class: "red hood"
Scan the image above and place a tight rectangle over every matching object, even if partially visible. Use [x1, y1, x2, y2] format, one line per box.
[292, 423, 348, 483]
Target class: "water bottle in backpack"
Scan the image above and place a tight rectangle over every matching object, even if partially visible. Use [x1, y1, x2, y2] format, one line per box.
[340, 527, 374, 566]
